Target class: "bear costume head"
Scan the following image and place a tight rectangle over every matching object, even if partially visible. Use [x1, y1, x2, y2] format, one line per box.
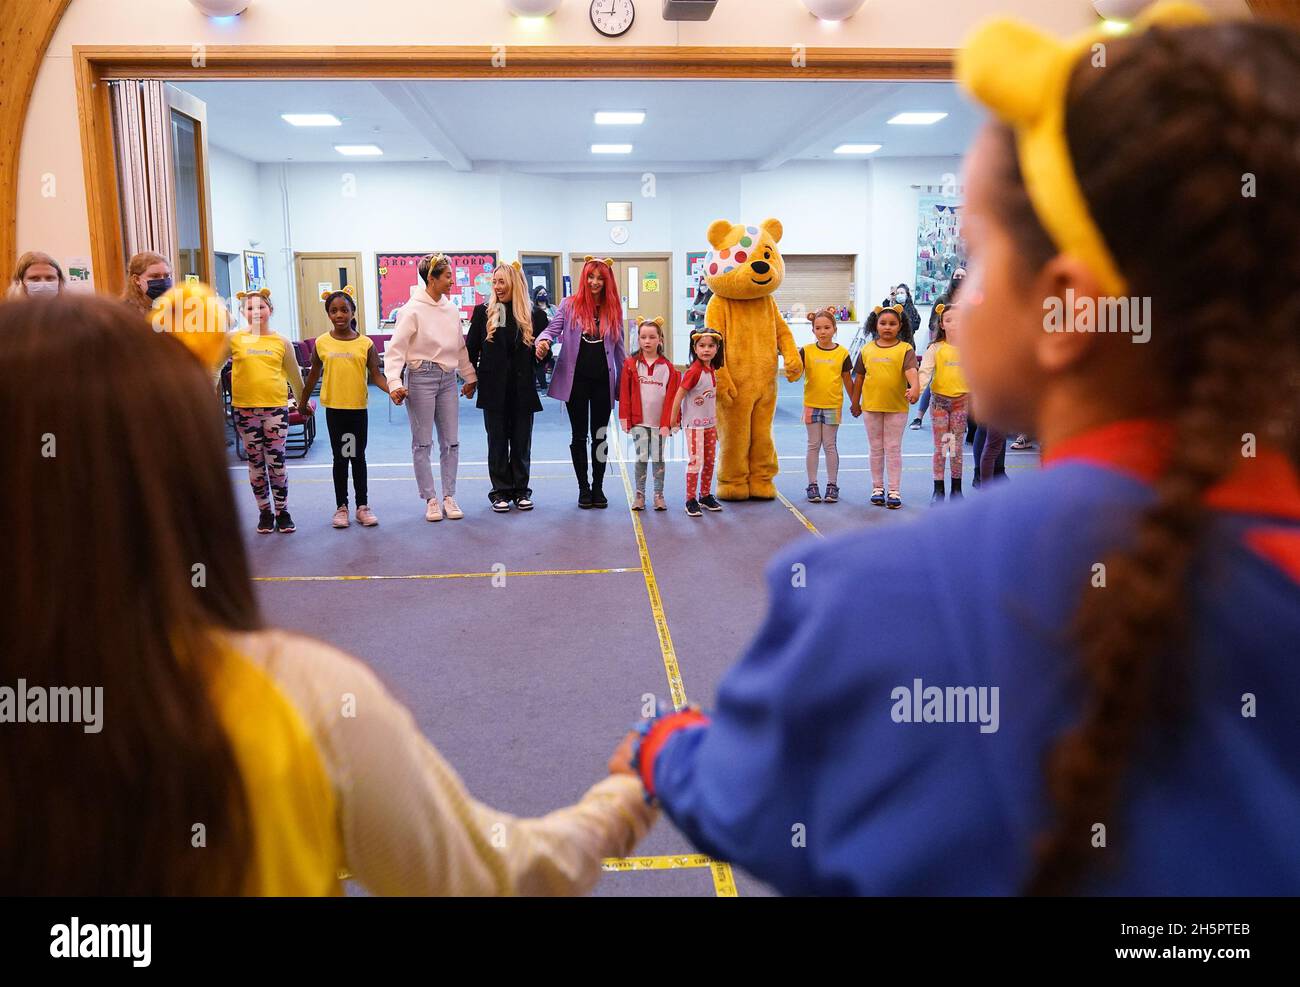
[703, 218, 785, 301]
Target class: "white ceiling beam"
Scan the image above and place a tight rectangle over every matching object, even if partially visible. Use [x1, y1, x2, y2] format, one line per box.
[489, 160, 754, 176]
[756, 83, 904, 171]
[371, 81, 473, 172]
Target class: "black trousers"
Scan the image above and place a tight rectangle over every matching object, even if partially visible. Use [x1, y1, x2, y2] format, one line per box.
[566, 374, 613, 492]
[325, 407, 368, 507]
[483, 403, 535, 501]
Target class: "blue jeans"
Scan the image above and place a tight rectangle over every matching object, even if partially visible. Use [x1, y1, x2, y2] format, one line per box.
[916, 385, 931, 419]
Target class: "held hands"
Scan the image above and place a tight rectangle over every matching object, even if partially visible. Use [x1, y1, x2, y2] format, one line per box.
[462, 380, 476, 399]
[851, 403, 862, 418]
[608, 730, 639, 777]
[785, 359, 804, 383]
[390, 386, 407, 406]
[535, 338, 551, 361]
[905, 386, 919, 404]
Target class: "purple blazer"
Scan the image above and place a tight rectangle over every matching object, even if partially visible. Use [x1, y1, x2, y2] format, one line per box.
[539, 296, 625, 407]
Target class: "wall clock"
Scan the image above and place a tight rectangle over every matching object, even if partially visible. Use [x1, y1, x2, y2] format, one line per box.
[590, 0, 635, 38]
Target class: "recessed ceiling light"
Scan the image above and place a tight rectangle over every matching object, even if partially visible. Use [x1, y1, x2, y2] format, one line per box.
[887, 112, 948, 126]
[595, 111, 646, 126]
[335, 144, 383, 156]
[592, 144, 633, 154]
[282, 113, 341, 127]
[834, 143, 881, 155]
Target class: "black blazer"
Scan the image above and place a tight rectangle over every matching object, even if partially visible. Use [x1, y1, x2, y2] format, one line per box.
[466, 302, 546, 414]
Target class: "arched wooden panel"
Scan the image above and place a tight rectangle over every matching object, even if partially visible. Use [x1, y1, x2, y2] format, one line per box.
[0, 0, 73, 277]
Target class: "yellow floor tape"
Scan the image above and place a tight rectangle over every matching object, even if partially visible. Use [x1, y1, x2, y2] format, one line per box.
[611, 438, 738, 898]
[601, 853, 715, 872]
[775, 489, 823, 538]
[254, 567, 638, 583]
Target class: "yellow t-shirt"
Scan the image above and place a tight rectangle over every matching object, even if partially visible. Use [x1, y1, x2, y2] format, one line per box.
[858, 340, 915, 413]
[801, 343, 851, 410]
[209, 643, 343, 895]
[931, 340, 969, 397]
[229, 331, 302, 409]
[316, 332, 374, 410]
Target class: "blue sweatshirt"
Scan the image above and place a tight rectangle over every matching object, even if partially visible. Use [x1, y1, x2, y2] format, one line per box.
[650, 420, 1300, 895]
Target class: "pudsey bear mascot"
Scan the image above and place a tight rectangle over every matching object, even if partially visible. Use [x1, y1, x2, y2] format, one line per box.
[702, 218, 803, 500]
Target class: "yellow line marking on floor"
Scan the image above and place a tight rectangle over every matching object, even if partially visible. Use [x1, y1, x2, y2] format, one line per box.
[610, 436, 738, 898]
[291, 474, 573, 484]
[254, 567, 639, 583]
[775, 489, 823, 538]
[601, 853, 715, 872]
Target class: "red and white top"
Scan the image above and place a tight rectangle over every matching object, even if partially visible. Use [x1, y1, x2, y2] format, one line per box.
[617, 354, 680, 431]
[679, 362, 718, 430]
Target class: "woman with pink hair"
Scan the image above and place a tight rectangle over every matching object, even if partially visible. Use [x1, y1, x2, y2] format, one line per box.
[535, 259, 626, 508]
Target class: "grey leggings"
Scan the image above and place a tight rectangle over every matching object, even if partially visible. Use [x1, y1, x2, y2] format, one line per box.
[630, 425, 666, 495]
[405, 362, 460, 501]
[806, 422, 840, 484]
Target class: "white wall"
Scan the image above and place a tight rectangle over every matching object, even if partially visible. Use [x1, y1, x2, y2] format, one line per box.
[206, 145, 950, 356]
[17, 0, 1142, 286]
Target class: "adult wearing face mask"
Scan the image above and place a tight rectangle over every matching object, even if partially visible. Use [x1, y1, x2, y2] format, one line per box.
[122, 251, 174, 316]
[879, 284, 921, 348]
[9, 252, 65, 299]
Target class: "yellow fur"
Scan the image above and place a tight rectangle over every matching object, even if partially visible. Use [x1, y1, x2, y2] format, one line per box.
[702, 217, 803, 501]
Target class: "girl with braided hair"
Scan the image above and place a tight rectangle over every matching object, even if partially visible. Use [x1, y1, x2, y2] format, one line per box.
[614, 4, 1300, 895]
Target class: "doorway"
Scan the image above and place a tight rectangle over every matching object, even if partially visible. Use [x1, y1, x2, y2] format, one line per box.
[519, 252, 561, 309]
[569, 253, 673, 362]
[294, 252, 366, 339]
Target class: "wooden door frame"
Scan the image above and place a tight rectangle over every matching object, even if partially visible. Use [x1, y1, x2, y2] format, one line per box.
[294, 250, 367, 336]
[2, 4, 1287, 277]
[164, 83, 216, 286]
[519, 250, 562, 300]
[71, 45, 955, 297]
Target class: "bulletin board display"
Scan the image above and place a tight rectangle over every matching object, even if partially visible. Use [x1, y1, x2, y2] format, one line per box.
[376, 252, 499, 323]
[685, 251, 708, 299]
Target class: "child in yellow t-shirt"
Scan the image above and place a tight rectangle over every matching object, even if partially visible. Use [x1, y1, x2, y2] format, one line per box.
[302, 287, 390, 529]
[229, 289, 308, 534]
[800, 307, 853, 503]
[918, 302, 970, 505]
[850, 304, 919, 509]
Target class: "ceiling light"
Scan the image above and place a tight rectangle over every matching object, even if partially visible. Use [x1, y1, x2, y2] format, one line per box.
[189, 0, 251, 14]
[834, 143, 881, 155]
[595, 111, 646, 126]
[335, 145, 384, 156]
[887, 112, 948, 126]
[592, 144, 633, 154]
[282, 113, 341, 127]
[505, 0, 562, 13]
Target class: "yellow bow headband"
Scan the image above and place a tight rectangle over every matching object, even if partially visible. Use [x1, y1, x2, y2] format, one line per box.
[637, 316, 665, 328]
[692, 327, 723, 341]
[807, 305, 840, 323]
[871, 304, 904, 318]
[584, 255, 616, 267]
[957, 0, 1211, 297]
[236, 287, 271, 302]
[320, 285, 357, 302]
[934, 302, 952, 316]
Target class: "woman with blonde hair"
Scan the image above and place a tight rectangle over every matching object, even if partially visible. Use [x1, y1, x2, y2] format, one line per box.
[122, 251, 173, 315]
[9, 251, 65, 298]
[467, 262, 546, 512]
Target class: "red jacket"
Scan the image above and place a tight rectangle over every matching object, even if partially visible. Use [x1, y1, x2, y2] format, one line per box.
[618, 354, 680, 431]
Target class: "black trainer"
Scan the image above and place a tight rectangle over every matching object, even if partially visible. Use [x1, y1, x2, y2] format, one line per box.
[685, 499, 703, 517]
[275, 509, 295, 533]
[592, 488, 609, 509]
[699, 494, 723, 512]
[257, 509, 275, 534]
[578, 489, 593, 509]
[515, 496, 534, 511]
[491, 496, 512, 513]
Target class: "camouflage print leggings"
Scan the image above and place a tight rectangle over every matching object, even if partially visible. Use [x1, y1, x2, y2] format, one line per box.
[234, 406, 289, 512]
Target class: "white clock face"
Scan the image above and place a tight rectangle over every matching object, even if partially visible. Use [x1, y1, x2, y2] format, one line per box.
[590, 0, 635, 38]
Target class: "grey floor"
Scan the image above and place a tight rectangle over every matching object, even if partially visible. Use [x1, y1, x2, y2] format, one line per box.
[229, 377, 1039, 897]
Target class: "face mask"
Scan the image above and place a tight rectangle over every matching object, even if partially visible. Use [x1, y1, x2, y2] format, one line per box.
[894, 291, 906, 303]
[25, 280, 59, 297]
[145, 277, 173, 300]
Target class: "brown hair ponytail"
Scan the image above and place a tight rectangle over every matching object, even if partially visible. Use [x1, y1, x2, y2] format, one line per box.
[991, 19, 1300, 894]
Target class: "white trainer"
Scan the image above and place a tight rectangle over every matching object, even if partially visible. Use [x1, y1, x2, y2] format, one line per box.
[442, 495, 464, 520]
[426, 498, 443, 522]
